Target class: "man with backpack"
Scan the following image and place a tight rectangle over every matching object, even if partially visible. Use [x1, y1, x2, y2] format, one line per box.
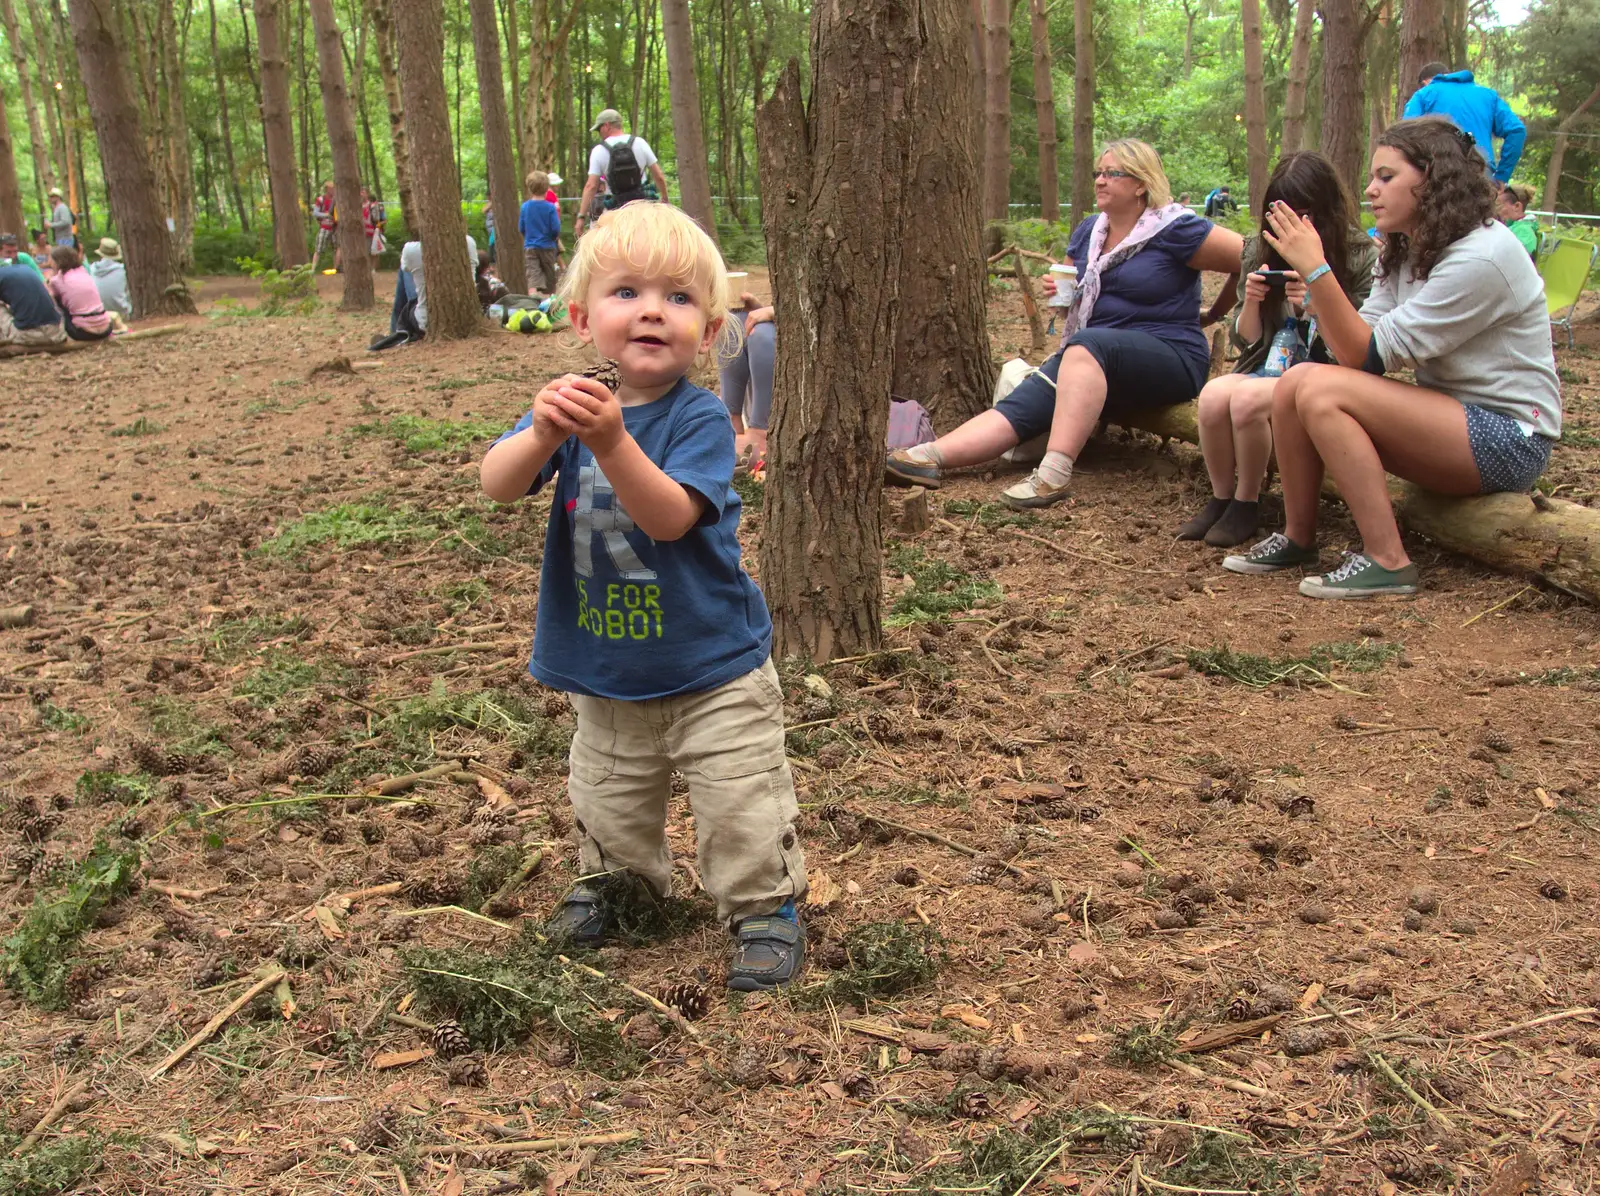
[573, 108, 671, 238]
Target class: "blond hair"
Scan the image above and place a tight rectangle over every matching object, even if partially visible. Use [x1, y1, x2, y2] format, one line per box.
[1101, 139, 1173, 209]
[526, 170, 549, 195]
[1503, 181, 1534, 208]
[559, 203, 739, 360]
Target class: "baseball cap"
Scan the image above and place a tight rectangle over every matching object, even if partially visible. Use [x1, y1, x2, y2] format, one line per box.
[547, 173, 564, 187]
[48, 187, 63, 198]
[590, 108, 623, 132]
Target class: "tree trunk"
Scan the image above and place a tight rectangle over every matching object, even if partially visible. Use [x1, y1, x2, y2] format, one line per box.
[1541, 81, 1600, 217]
[1241, 0, 1268, 217]
[1181, 0, 1196, 77]
[467, 0, 526, 292]
[344, 21, 384, 203]
[207, 0, 249, 230]
[499, 0, 521, 179]
[255, 0, 308, 264]
[159, 0, 196, 268]
[659, 0, 717, 239]
[22, 0, 71, 212]
[755, 2, 919, 660]
[1318, 0, 1366, 197]
[0, 76, 26, 238]
[1396, 0, 1443, 111]
[1071, 0, 1095, 225]
[1368, 1, 1394, 154]
[308, 0, 373, 308]
[48, 0, 88, 227]
[1282, 0, 1315, 154]
[0, 0, 53, 214]
[967, 0, 984, 132]
[980, 0, 1010, 224]
[368, 0, 412, 225]
[520, 0, 579, 180]
[895, 0, 995, 430]
[1028, 0, 1059, 222]
[393, 0, 478, 339]
[65, 0, 196, 317]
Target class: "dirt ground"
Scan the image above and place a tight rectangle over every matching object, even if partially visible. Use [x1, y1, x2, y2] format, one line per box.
[2, 264, 1600, 1196]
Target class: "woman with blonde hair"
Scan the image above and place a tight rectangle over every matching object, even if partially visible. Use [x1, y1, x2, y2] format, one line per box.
[887, 139, 1242, 508]
[1496, 182, 1538, 257]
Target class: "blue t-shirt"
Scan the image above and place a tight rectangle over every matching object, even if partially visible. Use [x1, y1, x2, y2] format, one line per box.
[499, 378, 772, 700]
[1066, 213, 1215, 374]
[0, 263, 63, 330]
[519, 198, 561, 249]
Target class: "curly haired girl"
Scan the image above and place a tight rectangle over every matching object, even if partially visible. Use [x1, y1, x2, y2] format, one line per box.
[1221, 116, 1561, 599]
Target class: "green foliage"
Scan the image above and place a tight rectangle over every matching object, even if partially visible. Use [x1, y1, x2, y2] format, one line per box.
[0, 1130, 105, 1196]
[353, 413, 503, 453]
[255, 503, 431, 555]
[940, 498, 1038, 529]
[1, 838, 140, 1008]
[731, 471, 764, 511]
[1498, 665, 1600, 687]
[233, 652, 328, 706]
[1157, 1130, 1318, 1190]
[237, 257, 319, 316]
[137, 695, 228, 755]
[1111, 1021, 1181, 1066]
[794, 921, 944, 1008]
[919, 1112, 1078, 1191]
[580, 871, 715, 945]
[201, 613, 310, 662]
[404, 925, 643, 1072]
[74, 769, 159, 806]
[190, 221, 273, 273]
[885, 546, 1002, 625]
[384, 680, 566, 760]
[109, 416, 162, 437]
[37, 703, 89, 733]
[1186, 640, 1403, 689]
[439, 578, 490, 615]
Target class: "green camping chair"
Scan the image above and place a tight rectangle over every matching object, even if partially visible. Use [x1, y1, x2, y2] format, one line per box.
[1541, 237, 1598, 350]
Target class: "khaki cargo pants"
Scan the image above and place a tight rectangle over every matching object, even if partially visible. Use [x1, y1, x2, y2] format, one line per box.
[566, 658, 807, 926]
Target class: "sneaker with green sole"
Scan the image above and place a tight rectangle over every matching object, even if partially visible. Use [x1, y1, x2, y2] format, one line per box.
[1221, 532, 1319, 575]
[1298, 553, 1419, 599]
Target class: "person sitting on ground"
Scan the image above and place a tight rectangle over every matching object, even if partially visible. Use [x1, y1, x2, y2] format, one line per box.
[480, 202, 807, 992]
[519, 171, 563, 293]
[483, 199, 498, 264]
[0, 232, 45, 279]
[1223, 117, 1560, 599]
[0, 255, 67, 347]
[46, 188, 73, 247]
[1402, 62, 1524, 183]
[1496, 182, 1538, 258]
[372, 231, 481, 349]
[720, 291, 775, 469]
[47, 246, 113, 341]
[87, 238, 131, 321]
[476, 250, 509, 310]
[30, 229, 51, 269]
[1178, 151, 1377, 547]
[887, 139, 1242, 509]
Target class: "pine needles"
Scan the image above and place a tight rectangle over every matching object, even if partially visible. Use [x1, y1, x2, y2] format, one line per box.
[1186, 641, 1402, 690]
[885, 547, 1002, 626]
[795, 921, 944, 1008]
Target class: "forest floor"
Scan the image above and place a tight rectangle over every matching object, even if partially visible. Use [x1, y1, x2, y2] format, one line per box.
[2, 267, 1599, 1196]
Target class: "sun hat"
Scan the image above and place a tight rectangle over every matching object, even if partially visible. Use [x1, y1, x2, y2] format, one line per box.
[48, 186, 63, 198]
[590, 108, 623, 132]
[96, 237, 122, 260]
[547, 173, 564, 187]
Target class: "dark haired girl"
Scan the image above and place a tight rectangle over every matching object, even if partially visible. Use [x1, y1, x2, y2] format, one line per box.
[47, 245, 113, 341]
[1178, 152, 1378, 546]
[1222, 117, 1560, 598]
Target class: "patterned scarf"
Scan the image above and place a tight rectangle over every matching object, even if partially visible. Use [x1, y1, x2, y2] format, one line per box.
[1059, 202, 1196, 344]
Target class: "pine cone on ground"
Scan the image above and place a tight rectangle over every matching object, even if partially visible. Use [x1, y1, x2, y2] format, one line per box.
[192, 953, 230, 988]
[839, 1070, 873, 1099]
[128, 740, 188, 776]
[160, 905, 199, 941]
[660, 981, 711, 1021]
[938, 1043, 983, 1074]
[544, 1040, 577, 1068]
[820, 804, 863, 846]
[64, 961, 110, 1006]
[387, 837, 420, 864]
[410, 830, 443, 858]
[8, 843, 45, 879]
[953, 1089, 992, 1118]
[965, 856, 1007, 885]
[728, 1045, 769, 1089]
[894, 1126, 932, 1166]
[621, 1013, 664, 1048]
[403, 869, 463, 906]
[444, 1054, 488, 1087]
[354, 1105, 403, 1150]
[1481, 729, 1513, 753]
[1375, 1146, 1433, 1183]
[282, 744, 343, 780]
[431, 1019, 471, 1060]
[892, 865, 920, 886]
[51, 1031, 87, 1063]
[976, 1046, 1010, 1081]
[1226, 995, 1267, 1021]
[1279, 1027, 1328, 1057]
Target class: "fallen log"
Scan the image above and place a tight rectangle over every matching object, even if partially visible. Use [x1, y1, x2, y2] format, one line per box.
[0, 323, 185, 359]
[1111, 402, 1600, 606]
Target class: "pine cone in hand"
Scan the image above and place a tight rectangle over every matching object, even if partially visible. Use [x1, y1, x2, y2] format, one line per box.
[581, 359, 622, 390]
[660, 980, 711, 1021]
[431, 1019, 471, 1060]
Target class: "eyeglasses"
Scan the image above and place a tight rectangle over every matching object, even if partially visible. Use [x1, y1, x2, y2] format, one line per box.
[1093, 169, 1133, 180]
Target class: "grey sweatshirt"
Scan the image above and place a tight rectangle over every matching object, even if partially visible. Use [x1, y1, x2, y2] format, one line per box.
[1360, 220, 1561, 438]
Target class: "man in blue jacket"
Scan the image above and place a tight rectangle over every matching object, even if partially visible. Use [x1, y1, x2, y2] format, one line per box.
[1402, 62, 1525, 184]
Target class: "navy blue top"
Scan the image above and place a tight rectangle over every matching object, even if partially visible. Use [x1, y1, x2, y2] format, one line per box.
[0, 263, 62, 330]
[1066, 213, 1215, 374]
[518, 198, 561, 250]
[499, 378, 772, 700]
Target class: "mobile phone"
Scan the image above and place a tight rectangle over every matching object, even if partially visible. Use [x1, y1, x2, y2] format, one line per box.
[1257, 269, 1296, 286]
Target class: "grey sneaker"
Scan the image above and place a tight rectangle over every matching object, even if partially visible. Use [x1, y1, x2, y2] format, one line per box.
[1222, 532, 1319, 574]
[1000, 470, 1071, 509]
[1299, 553, 1420, 599]
[886, 451, 943, 488]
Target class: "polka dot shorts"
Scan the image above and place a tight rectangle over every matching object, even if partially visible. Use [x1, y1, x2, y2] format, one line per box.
[1464, 404, 1553, 494]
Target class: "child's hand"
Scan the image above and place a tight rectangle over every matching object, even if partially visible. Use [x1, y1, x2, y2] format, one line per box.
[531, 377, 585, 441]
[1242, 266, 1271, 305]
[547, 376, 625, 455]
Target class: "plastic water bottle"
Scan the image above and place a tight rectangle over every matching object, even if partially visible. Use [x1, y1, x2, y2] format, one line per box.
[1263, 318, 1305, 377]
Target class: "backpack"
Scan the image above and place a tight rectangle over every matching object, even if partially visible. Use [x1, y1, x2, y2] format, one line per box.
[603, 136, 647, 205]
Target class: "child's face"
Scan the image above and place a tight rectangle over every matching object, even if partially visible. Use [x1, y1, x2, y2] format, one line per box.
[570, 261, 720, 392]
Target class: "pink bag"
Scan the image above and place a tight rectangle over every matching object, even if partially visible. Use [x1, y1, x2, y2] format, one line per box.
[886, 398, 935, 450]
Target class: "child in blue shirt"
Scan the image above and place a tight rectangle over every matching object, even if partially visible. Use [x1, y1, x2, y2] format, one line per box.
[481, 202, 806, 990]
[518, 171, 564, 294]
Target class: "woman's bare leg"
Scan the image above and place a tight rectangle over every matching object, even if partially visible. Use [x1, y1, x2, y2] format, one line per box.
[1044, 345, 1111, 460]
[1228, 379, 1277, 502]
[1271, 365, 1329, 548]
[1196, 374, 1243, 499]
[919, 409, 1022, 469]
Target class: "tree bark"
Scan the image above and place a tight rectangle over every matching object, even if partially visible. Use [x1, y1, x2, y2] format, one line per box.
[159, 0, 196, 268]
[308, 0, 373, 308]
[499, 0, 521, 179]
[22, 0, 72, 214]
[255, 0, 308, 264]
[659, 0, 717, 240]
[755, 2, 919, 660]
[1241, 0, 1268, 217]
[0, 76, 26, 238]
[367, 0, 412, 226]
[207, 0, 249, 230]
[1071, 0, 1095, 225]
[967, 0, 984, 134]
[393, 0, 478, 339]
[0, 0, 53, 215]
[520, 0, 579, 180]
[1028, 0, 1059, 222]
[894, 0, 995, 430]
[1396, 0, 1443, 111]
[65, 0, 196, 317]
[1282, 0, 1315, 154]
[467, 0, 526, 292]
[1541, 81, 1600, 217]
[981, 0, 1010, 224]
[1318, 0, 1366, 197]
[48, 0, 88, 227]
